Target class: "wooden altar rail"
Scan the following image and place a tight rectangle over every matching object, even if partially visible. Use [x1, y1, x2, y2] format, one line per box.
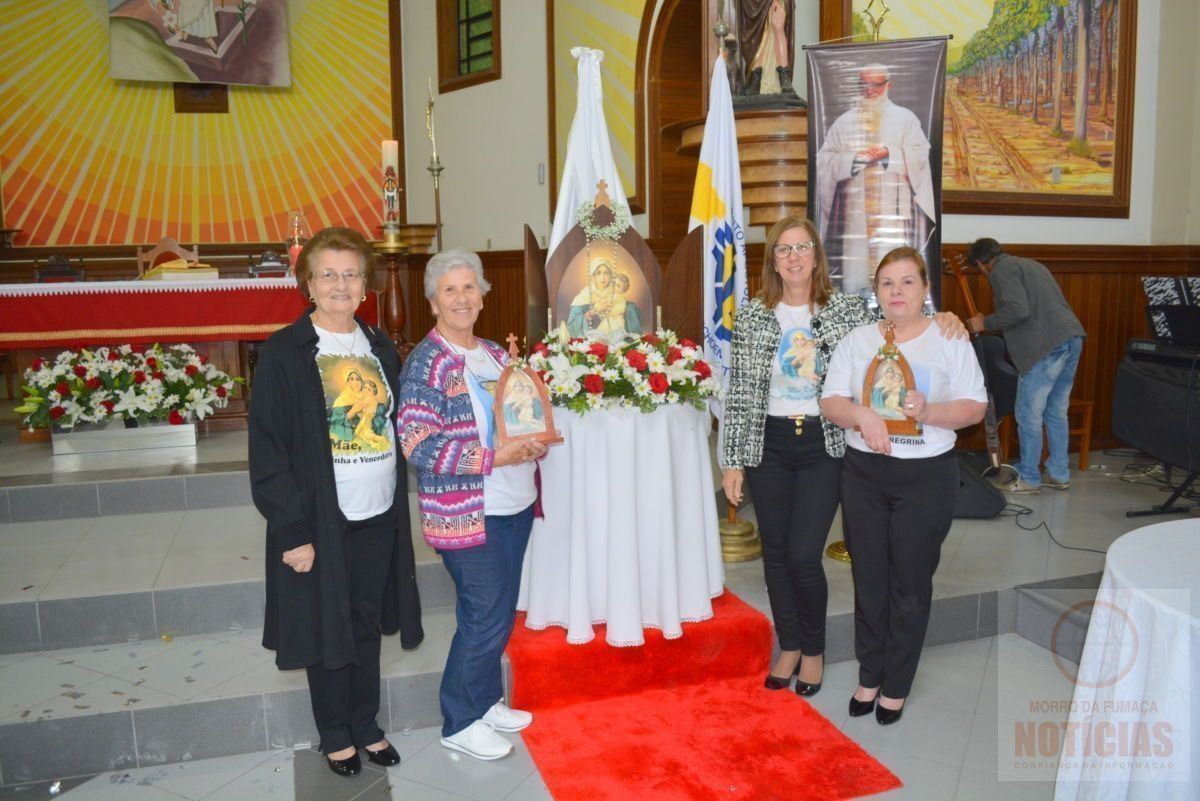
[0, 244, 382, 431]
[0, 242, 394, 287]
[5, 242, 1197, 446]
[400, 242, 1198, 451]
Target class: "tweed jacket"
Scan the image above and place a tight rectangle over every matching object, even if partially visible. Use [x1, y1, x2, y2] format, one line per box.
[398, 328, 509, 551]
[721, 292, 874, 468]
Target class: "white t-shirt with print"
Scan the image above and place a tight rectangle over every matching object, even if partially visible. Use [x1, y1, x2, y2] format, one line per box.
[768, 302, 823, 417]
[450, 343, 537, 516]
[821, 322, 987, 459]
[314, 324, 397, 520]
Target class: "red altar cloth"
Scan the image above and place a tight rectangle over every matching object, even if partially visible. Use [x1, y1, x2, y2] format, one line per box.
[0, 278, 378, 351]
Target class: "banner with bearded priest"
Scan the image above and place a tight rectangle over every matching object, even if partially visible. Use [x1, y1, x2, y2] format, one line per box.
[806, 37, 946, 307]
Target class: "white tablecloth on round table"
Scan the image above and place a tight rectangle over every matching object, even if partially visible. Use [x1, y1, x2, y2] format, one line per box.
[1054, 519, 1200, 801]
[516, 404, 725, 646]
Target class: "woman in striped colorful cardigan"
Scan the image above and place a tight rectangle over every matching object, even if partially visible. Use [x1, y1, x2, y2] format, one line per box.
[398, 249, 546, 762]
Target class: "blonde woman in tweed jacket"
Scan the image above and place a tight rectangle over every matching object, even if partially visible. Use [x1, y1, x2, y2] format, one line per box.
[720, 216, 964, 697]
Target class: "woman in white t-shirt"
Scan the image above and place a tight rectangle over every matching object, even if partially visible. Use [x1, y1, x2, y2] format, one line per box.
[250, 227, 423, 778]
[821, 247, 987, 726]
[399, 250, 547, 763]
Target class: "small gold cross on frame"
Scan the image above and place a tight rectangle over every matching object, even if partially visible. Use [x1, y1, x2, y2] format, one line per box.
[506, 332, 520, 358]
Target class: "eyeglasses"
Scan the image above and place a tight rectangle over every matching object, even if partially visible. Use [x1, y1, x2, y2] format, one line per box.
[314, 269, 366, 284]
[859, 78, 890, 90]
[773, 242, 816, 259]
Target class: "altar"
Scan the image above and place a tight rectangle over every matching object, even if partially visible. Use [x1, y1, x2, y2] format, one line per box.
[516, 404, 725, 647]
[0, 277, 376, 350]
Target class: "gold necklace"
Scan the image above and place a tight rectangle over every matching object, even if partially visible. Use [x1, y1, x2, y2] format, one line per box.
[777, 302, 809, 331]
[322, 325, 359, 352]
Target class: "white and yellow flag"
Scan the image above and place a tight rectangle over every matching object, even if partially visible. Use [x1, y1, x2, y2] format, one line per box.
[688, 56, 748, 423]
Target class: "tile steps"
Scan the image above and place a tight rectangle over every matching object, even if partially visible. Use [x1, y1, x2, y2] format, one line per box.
[0, 585, 1018, 788]
[1012, 572, 1103, 667]
[0, 468, 438, 524]
[0, 559, 458, 655]
[0, 472, 255, 523]
[0, 638, 448, 788]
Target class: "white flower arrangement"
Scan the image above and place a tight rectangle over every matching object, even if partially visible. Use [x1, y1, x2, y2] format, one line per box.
[527, 328, 719, 415]
[15, 344, 243, 431]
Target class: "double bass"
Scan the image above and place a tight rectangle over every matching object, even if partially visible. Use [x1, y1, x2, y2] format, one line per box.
[946, 255, 1019, 471]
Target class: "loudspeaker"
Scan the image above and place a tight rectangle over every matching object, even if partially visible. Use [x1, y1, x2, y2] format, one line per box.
[954, 456, 1006, 519]
[1113, 356, 1200, 473]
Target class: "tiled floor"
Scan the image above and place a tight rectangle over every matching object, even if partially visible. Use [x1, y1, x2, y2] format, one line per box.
[0, 418, 1188, 799]
[0, 451, 1173, 607]
[0, 610, 459, 723]
[0, 505, 447, 604]
[2, 634, 1073, 801]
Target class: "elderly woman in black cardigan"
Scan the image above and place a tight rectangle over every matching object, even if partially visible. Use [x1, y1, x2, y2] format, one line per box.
[249, 227, 423, 777]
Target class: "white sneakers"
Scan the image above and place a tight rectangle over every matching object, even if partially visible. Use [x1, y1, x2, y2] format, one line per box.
[441, 720, 514, 760]
[481, 701, 533, 733]
[440, 702, 534, 761]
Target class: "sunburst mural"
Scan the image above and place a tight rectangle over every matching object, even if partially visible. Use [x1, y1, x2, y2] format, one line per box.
[553, 0, 644, 205]
[0, 0, 392, 246]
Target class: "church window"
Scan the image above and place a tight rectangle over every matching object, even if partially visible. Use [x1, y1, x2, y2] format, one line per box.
[437, 0, 501, 93]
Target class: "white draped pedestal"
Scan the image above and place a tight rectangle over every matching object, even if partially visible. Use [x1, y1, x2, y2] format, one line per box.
[1054, 519, 1200, 801]
[516, 404, 725, 646]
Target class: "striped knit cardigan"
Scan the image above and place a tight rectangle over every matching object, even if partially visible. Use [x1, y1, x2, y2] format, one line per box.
[398, 328, 509, 550]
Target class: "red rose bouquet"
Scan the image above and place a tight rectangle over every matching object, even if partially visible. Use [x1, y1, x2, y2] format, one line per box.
[528, 329, 718, 414]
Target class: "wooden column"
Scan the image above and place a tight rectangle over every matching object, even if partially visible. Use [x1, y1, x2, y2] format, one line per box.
[373, 243, 411, 356]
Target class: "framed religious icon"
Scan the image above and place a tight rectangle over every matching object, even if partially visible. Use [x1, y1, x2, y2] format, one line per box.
[494, 335, 563, 449]
[860, 323, 921, 437]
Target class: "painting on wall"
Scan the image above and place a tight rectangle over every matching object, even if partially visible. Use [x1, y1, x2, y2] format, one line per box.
[108, 0, 291, 87]
[841, 0, 1134, 217]
[3, 1, 383, 246]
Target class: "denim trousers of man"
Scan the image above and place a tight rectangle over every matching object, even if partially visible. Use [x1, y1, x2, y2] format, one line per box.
[437, 503, 535, 738]
[1014, 336, 1083, 486]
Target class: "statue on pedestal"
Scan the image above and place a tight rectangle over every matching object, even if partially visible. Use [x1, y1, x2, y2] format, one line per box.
[739, 0, 794, 97]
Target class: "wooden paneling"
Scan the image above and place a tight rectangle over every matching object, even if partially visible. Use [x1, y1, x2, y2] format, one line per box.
[938, 244, 1198, 450]
[647, 0, 704, 239]
[7, 242, 1196, 448]
[400, 249, 530, 348]
[426, 243, 1198, 450]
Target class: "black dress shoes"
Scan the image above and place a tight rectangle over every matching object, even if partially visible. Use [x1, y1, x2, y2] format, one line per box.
[326, 751, 362, 777]
[795, 657, 823, 697]
[848, 695, 876, 717]
[875, 702, 904, 726]
[764, 664, 800, 691]
[795, 678, 822, 697]
[365, 742, 402, 767]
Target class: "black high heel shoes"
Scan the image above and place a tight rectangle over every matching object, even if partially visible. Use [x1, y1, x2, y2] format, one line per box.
[764, 663, 800, 691]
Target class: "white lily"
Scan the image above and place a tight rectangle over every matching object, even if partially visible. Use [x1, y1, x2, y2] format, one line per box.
[186, 388, 215, 419]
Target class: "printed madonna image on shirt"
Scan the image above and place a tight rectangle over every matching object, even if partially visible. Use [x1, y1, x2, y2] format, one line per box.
[318, 354, 394, 458]
[774, 325, 822, 401]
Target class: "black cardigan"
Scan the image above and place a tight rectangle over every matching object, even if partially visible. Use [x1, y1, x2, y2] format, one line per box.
[249, 311, 424, 670]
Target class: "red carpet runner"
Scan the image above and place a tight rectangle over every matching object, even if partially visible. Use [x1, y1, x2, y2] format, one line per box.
[506, 592, 901, 801]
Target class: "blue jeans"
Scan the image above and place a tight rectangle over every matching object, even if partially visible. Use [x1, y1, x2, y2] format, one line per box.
[437, 503, 535, 737]
[1014, 336, 1083, 485]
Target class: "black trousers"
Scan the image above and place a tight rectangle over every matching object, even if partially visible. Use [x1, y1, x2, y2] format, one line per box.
[840, 447, 958, 699]
[744, 416, 841, 655]
[305, 508, 396, 754]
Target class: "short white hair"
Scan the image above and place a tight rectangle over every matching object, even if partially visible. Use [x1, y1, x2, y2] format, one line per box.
[423, 249, 492, 300]
[860, 63, 891, 81]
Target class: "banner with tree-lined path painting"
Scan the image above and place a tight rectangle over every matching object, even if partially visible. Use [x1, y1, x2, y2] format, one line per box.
[844, 0, 1134, 218]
